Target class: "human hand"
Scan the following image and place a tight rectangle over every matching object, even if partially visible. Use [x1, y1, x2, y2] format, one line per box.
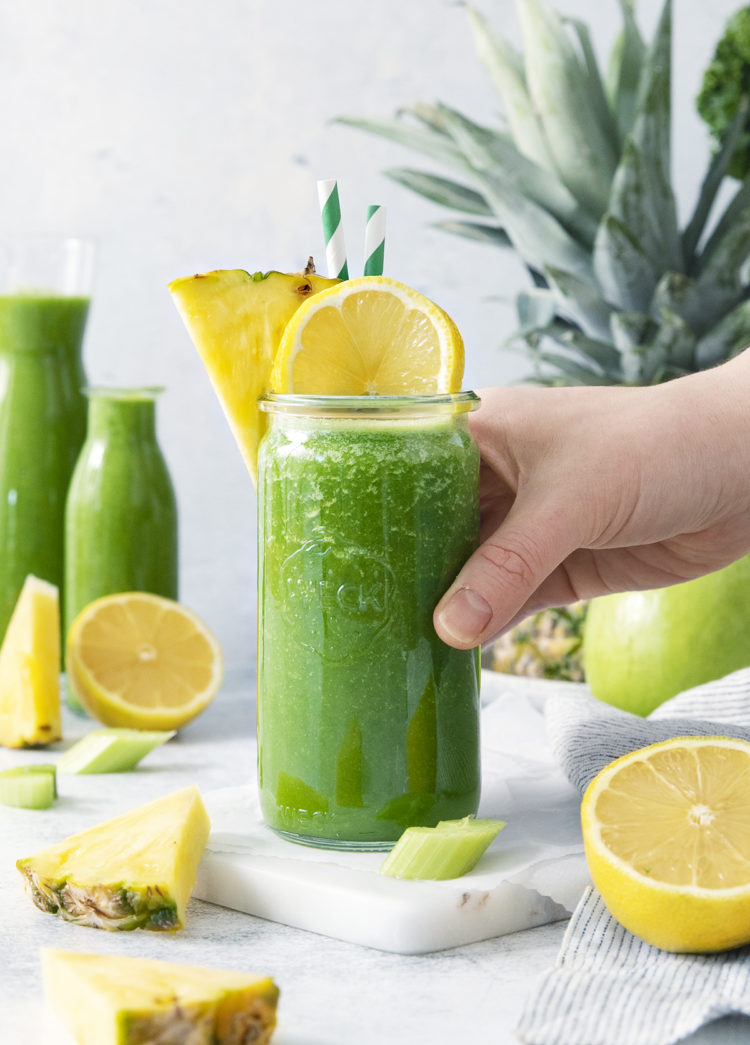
[434, 351, 750, 649]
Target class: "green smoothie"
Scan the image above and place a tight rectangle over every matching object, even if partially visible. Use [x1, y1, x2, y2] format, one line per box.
[0, 294, 90, 639]
[64, 388, 179, 662]
[257, 394, 481, 850]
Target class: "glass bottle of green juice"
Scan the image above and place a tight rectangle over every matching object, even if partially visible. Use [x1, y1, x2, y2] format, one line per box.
[257, 392, 481, 850]
[63, 387, 179, 711]
[0, 237, 93, 640]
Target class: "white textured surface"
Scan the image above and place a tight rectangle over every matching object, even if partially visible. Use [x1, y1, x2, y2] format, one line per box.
[0, 0, 741, 676]
[198, 831, 569, 955]
[0, 673, 562, 1045]
[0, 674, 744, 1044]
[193, 673, 588, 954]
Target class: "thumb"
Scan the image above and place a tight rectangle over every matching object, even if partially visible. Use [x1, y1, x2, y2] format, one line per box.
[433, 498, 574, 649]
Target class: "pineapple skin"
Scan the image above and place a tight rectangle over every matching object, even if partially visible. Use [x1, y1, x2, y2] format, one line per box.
[41, 949, 279, 1045]
[20, 873, 182, 931]
[0, 575, 61, 748]
[17, 785, 210, 931]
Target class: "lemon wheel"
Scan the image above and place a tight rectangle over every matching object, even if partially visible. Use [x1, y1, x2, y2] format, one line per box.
[269, 276, 465, 394]
[581, 735, 750, 952]
[66, 593, 223, 731]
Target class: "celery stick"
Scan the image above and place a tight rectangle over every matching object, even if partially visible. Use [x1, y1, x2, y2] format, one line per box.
[380, 816, 505, 880]
[0, 764, 57, 809]
[57, 728, 175, 775]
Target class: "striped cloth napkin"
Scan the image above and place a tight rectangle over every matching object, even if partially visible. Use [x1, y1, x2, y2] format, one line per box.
[516, 667, 750, 1045]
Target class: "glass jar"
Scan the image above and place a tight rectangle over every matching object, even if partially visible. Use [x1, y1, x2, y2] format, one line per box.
[0, 237, 94, 639]
[257, 393, 481, 850]
[63, 387, 179, 710]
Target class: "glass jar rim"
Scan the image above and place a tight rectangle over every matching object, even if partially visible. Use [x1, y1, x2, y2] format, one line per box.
[259, 391, 480, 418]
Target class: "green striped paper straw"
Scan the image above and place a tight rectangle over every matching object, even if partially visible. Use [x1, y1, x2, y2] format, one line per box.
[317, 179, 349, 279]
[363, 205, 386, 276]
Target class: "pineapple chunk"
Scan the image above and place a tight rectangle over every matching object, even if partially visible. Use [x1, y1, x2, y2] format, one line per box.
[490, 603, 587, 682]
[0, 575, 61, 748]
[169, 265, 338, 483]
[41, 949, 279, 1045]
[17, 786, 209, 931]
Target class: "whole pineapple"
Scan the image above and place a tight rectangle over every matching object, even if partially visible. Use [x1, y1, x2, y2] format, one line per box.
[342, 0, 750, 679]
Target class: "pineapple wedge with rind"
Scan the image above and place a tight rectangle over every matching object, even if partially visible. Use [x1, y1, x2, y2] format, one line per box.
[41, 949, 279, 1045]
[17, 785, 209, 931]
[0, 574, 61, 748]
[168, 265, 338, 483]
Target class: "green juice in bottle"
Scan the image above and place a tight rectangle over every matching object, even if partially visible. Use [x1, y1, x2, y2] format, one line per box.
[0, 293, 90, 638]
[64, 387, 178, 711]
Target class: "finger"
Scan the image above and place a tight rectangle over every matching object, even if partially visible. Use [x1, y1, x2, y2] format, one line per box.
[433, 499, 578, 649]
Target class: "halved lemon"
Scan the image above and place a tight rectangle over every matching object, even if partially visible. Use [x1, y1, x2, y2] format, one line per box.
[66, 593, 223, 731]
[581, 736, 750, 952]
[269, 275, 465, 394]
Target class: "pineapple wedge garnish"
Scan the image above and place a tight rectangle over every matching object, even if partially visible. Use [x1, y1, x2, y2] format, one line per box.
[17, 786, 209, 931]
[41, 949, 279, 1045]
[0, 575, 61, 748]
[169, 263, 338, 483]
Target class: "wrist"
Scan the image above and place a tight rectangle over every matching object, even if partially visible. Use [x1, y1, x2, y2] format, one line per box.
[665, 350, 750, 520]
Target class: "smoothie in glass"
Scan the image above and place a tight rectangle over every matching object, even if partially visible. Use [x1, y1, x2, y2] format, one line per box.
[0, 292, 90, 637]
[257, 393, 481, 850]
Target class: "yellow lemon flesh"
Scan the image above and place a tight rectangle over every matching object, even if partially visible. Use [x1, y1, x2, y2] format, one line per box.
[269, 275, 464, 394]
[169, 267, 338, 483]
[66, 593, 223, 731]
[581, 736, 750, 953]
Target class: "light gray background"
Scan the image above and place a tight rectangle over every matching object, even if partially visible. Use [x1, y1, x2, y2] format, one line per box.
[0, 0, 739, 673]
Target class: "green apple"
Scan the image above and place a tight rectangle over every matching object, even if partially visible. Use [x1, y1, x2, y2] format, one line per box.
[583, 554, 750, 716]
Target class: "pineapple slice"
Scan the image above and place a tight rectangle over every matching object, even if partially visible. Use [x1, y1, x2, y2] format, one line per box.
[0, 574, 61, 748]
[169, 263, 338, 483]
[41, 949, 279, 1045]
[17, 785, 209, 931]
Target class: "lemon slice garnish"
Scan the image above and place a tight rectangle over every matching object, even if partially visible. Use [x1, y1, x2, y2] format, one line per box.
[269, 276, 464, 394]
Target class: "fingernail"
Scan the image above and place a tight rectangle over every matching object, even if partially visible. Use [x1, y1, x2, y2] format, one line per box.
[436, 587, 492, 646]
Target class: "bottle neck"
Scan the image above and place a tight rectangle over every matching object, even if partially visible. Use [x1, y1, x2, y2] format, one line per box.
[87, 394, 158, 443]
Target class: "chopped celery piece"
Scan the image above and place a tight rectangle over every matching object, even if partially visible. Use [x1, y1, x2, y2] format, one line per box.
[380, 816, 505, 880]
[0, 764, 57, 809]
[57, 728, 175, 775]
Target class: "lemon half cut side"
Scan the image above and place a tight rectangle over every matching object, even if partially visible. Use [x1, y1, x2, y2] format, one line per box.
[269, 275, 465, 395]
[66, 593, 223, 731]
[581, 735, 750, 953]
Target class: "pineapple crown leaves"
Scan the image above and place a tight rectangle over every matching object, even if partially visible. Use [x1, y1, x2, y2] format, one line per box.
[338, 0, 750, 386]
